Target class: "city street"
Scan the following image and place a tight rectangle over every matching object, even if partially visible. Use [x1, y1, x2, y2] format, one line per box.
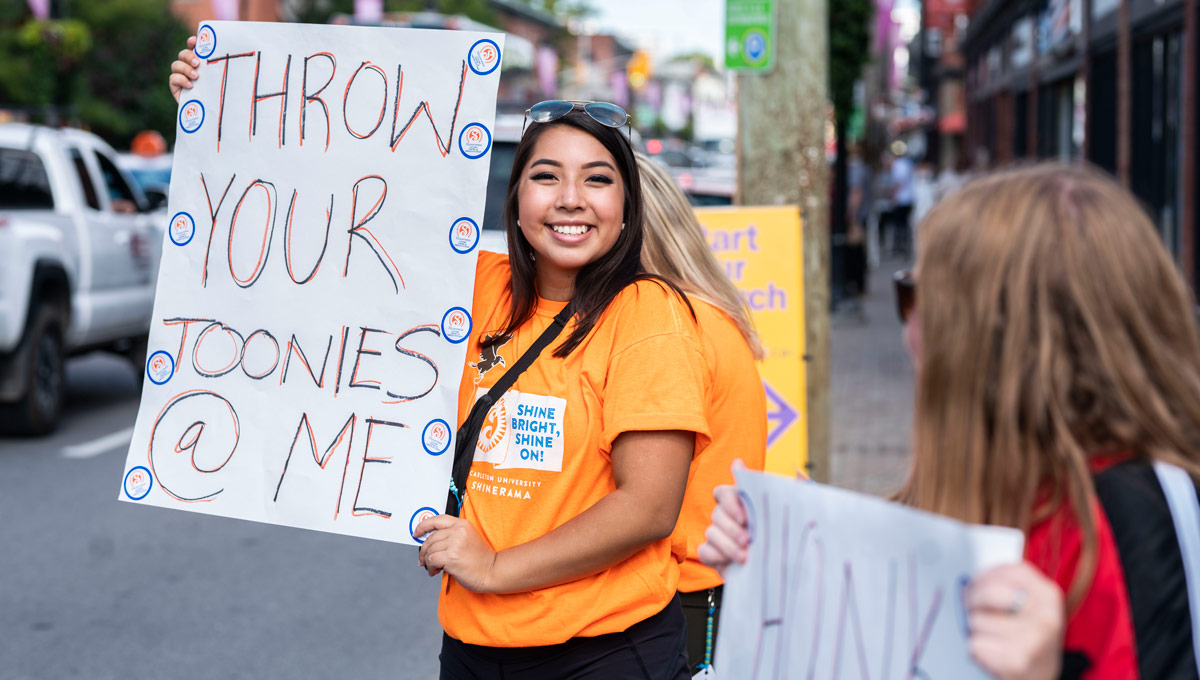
[5, 0, 1199, 675]
[829, 256, 915, 497]
[0, 355, 441, 680]
[0, 261, 918, 679]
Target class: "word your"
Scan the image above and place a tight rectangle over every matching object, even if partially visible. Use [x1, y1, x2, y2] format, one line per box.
[196, 173, 410, 293]
[203, 50, 469, 153]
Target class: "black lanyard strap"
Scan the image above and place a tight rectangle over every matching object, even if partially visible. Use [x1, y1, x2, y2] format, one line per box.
[446, 303, 573, 516]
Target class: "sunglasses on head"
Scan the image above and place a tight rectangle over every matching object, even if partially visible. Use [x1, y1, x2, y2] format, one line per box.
[893, 269, 916, 324]
[522, 100, 632, 138]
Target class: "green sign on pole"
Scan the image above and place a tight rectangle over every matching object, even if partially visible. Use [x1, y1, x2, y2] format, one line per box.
[725, 0, 775, 72]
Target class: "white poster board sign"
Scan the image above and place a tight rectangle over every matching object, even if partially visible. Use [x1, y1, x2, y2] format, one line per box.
[118, 21, 504, 545]
[716, 470, 1025, 678]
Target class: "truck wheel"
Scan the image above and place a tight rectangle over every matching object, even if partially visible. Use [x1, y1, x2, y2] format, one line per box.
[0, 305, 66, 436]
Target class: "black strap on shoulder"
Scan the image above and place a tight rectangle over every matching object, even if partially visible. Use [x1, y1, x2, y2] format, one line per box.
[445, 303, 573, 516]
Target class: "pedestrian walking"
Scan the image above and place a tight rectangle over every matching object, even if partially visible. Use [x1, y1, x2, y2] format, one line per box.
[886, 145, 914, 259]
[638, 156, 768, 676]
[872, 153, 895, 265]
[844, 147, 872, 311]
[704, 164, 1200, 678]
[172, 40, 710, 679]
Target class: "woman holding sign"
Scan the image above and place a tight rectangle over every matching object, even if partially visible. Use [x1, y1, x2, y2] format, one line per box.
[637, 155, 768, 675]
[172, 50, 705, 678]
[704, 164, 1200, 678]
[415, 101, 709, 677]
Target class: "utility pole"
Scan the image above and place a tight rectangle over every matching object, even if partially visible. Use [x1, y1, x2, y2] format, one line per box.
[1116, 0, 1131, 188]
[1183, 0, 1196, 291]
[736, 0, 830, 481]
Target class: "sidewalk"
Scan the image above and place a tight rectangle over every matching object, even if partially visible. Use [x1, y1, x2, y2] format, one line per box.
[828, 255, 915, 497]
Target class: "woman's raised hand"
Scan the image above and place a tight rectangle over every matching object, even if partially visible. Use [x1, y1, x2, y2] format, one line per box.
[168, 36, 200, 104]
[966, 562, 1064, 680]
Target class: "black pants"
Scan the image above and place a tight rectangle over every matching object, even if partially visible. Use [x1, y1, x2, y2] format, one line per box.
[845, 238, 867, 296]
[439, 594, 689, 679]
[886, 204, 913, 257]
[679, 586, 723, 674]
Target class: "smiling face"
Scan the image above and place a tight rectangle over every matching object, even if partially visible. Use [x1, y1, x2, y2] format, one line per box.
[516, 125, 626, 300]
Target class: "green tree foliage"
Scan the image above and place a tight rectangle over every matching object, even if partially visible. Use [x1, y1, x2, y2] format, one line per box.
[292, 0, 497, 26]
[71, 0, 191, 147]
[387, 0, 498, 25]
[292, 0, 356, 25]
[829, 0, 872, 132]
[828, 0, 873, 265]
[669, 51, 717, 71]
[526, 0, 595, 20]
[0, 1, 189, 147]
[0, 17, 91, 113]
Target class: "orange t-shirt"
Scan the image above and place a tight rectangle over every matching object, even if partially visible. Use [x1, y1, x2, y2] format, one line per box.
[438, 251, 711, 647]
[674, 300, 767, 593]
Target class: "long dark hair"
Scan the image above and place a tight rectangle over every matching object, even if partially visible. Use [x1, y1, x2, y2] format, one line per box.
[486, 109, 690, 357]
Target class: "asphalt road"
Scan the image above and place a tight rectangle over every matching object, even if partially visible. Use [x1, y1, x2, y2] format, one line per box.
[0, 353, 442, 680]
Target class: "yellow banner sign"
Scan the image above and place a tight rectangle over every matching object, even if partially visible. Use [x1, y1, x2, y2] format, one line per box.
[695, 206, 806, 476]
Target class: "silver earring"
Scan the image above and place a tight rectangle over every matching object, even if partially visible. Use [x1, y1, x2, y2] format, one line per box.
[621, 222, 626, 231]
[517, 219, 521, 227]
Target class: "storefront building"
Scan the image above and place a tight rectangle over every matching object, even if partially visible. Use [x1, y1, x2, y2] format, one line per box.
[961, 0, 1197, 297]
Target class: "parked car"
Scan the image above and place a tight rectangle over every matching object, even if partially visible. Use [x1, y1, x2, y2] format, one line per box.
[0, 124, 164, 434]
[672, 166, 735, 207]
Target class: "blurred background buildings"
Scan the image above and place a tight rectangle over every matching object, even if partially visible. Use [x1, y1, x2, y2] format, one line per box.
[7, 0, 1195, 296]
[908, 0, 1197, 303]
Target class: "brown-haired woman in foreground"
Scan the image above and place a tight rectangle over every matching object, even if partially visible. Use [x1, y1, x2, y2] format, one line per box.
[638, 155, 767, 675]
[705, 164, 1200, 679]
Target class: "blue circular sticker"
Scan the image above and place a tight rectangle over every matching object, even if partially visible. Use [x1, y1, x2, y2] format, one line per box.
[195, 24, 217, 59]
[146, 350, 175, 385]
[448, 217, 480, 254]
[743, 29, 768, 64]
[458, 123, 492, 160]
[124, 466, 154, 501]
[441, 307, 472, 344]
[169, 211, 195, 246]
[467, 38, 501, 76]
[422, 419, 452, 456]
[179, 100, 205, 134]
[410, 507, 439, 544]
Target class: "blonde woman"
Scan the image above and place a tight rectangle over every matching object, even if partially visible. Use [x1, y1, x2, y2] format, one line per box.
[637, 155, 767, 675]
[705, 164, 1200, 678]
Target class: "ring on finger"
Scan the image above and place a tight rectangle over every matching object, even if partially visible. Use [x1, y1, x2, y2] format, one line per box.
[1006, 588, 1027, 616]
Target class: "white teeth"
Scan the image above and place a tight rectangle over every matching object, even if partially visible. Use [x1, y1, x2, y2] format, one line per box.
[551, 225, 589, 236]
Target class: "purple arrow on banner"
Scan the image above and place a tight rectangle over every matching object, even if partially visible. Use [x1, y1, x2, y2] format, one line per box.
[763, 380, 798, 448]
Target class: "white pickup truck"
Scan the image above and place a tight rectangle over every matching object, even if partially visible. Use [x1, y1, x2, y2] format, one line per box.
[0, 124, 165, 435]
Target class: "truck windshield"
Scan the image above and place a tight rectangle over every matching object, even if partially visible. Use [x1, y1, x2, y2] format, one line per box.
[0, 147, 54, 209]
